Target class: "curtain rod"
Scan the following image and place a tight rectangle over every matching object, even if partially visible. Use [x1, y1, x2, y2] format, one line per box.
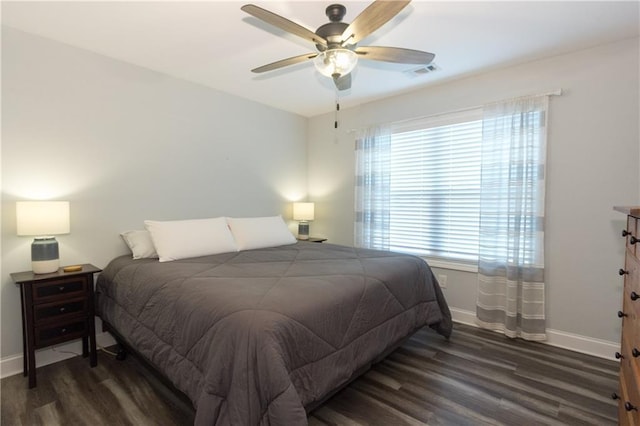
[348, 88, 563, 133]
[484, 88, 562, 107]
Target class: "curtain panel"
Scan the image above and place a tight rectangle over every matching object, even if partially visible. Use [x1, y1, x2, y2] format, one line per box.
[354, 125, 391, 250]
[475, 95, 549, 341]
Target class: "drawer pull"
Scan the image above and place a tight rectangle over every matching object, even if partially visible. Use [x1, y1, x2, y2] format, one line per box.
[58, 286, 65, 292]
[625, 402, 638, 412]
[59, 307, 66, 313]
[620, 268, 629, 276]
[613, 392, 620, 400]
[631, 292, 640, 301]
[615, 352, 624, 359]
[618, 310, 628, 318]
[60, 328, 67, 334]
[633, 348, 640, 358]
[623, 229, 632, 237]
[631, 236, 639, 245]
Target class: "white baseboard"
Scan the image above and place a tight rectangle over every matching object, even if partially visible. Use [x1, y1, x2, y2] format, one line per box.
[0, 332, 116, 379]
[450, 307, 619, 361]
[1, 311, 619, 379]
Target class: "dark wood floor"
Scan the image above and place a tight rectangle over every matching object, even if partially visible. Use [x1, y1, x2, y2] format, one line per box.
[1, 322, 619, 425]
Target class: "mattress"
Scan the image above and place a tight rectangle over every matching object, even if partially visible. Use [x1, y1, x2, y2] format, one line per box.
[96, 242, 452, 425]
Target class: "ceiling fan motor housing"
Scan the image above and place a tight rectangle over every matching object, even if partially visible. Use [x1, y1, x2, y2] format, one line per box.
[314, 4, 353, 51]
[315, 22, 350, 51]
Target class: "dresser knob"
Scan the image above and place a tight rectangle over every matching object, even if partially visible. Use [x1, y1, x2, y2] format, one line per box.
[631, 292, 640, 301]
[631, 236, 639, 245]
[58, 286, 65, 292]
[623, 229, 632, 237]
[625, 402, 638, 412]
[60, 328, 67, 334]
[620, 268, 630, 276]
[613, 392, 620, 400]
[633, 348, 640, 358]
[59, 307, 66, 313]
[616, 352, 624, 359]
[618, 310, 628, 318]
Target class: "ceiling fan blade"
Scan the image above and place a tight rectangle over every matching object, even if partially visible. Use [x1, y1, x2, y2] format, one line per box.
[341, 0, 411, 45]
[333, 73, 352, 91]
[355, 46, 435, 64]
[241, 4, 327, 48]
[251, 53, 318, 73]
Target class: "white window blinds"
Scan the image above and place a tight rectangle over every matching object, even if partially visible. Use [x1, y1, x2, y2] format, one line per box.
[388, 109, 483, 263]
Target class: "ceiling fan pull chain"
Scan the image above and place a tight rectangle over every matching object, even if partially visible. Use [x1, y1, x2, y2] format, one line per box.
[332, 91, 340, 144]
[334, 92, 340, 129]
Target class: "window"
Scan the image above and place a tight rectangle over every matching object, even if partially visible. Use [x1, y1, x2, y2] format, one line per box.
[387, 109, 483, 266]
[355, 100, 548, 272]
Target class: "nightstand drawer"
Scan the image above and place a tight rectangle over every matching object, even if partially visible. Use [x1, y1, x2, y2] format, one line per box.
[34, 298, 87, 323]
[35, 320, 86, 348]
[33, 277, 87, 303]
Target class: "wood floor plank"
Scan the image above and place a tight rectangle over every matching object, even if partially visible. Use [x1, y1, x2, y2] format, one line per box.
[350, 377, 436, 422]
[32, 401, 62, 426]
[1, 323, 619, 425]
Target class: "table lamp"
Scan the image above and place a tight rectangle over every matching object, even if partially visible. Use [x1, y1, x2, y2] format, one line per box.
[16, 201, 70, 274]
[293, 202, 314, 240]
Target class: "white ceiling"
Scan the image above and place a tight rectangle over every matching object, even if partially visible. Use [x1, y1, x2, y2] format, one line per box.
[2, 1, 639, 117]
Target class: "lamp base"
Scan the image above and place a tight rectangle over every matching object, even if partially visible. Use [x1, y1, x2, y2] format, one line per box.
[32, 259, 60, 274]
[31, 237, 60, 274]
[298, 222, 310, 240]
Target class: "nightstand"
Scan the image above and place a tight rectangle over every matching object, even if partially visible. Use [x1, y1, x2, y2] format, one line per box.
[11, 264, 101, 388]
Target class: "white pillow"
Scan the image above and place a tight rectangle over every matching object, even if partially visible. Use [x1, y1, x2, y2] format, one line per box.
[227, 215, 296, 251]
[144, 217, 238, 262]
[120, 230, 158, 259]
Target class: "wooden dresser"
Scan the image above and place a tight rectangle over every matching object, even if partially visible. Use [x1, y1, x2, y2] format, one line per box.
[615, 206, 640, 424]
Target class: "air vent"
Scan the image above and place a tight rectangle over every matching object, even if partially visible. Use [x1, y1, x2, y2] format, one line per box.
[404, 63, 440, 77]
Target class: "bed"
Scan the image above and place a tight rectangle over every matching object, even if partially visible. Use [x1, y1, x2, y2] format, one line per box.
[96, 241, 452, 425]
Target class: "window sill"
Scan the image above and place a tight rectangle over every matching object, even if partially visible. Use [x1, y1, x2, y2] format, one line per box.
[421, 257, 478, 273]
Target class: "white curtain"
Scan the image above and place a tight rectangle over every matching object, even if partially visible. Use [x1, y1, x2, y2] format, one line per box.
[354, 125, 391, 249]
[476, 95, 549, 341]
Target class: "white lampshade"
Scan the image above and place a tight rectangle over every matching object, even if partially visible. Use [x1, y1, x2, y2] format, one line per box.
[293, 202, 315, 221]
[17, 201, 70, 236]
[313, 49, 358, 78]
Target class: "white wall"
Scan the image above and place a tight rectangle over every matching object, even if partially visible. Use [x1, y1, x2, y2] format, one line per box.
[1, 27, 308, 360]
[308, 37, 640, 346]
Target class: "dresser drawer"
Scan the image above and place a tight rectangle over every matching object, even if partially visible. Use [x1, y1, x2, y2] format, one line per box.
[622, 314, 640, 354]
[35, 320, 87, 348]
[625, 253, 640, 318]
[622, 336, 640, 374]
[628, 216, 638, 256]
[620, 340, 640, 425]
[32, 276, 87, 303]
[34, 298, 87, 324]
[625, 291, 640, 328]
[620, 374, 639, 426]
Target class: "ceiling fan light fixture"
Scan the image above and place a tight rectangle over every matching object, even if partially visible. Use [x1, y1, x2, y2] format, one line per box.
[313, 49, 358, 78]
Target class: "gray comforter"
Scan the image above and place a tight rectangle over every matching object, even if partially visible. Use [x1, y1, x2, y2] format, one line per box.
[96, 242, 452, 425]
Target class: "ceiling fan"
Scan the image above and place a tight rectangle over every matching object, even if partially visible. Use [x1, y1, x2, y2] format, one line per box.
[241, 0, 435, 91]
